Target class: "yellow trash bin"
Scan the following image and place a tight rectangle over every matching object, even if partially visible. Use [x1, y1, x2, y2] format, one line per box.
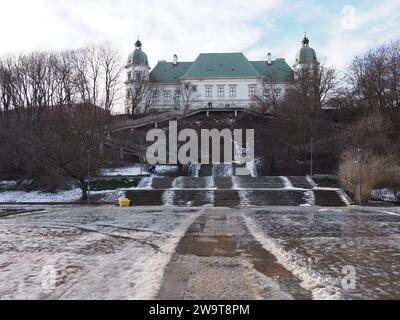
[118, 197, 131, 207]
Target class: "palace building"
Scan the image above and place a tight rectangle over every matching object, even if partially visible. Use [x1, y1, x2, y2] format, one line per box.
[124, 35, 317, 114]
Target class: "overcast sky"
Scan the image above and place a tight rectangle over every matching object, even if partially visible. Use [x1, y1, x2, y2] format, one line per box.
[0, 0, 399, 71]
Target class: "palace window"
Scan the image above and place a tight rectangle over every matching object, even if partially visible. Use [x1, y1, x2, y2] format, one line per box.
[274, 89, 282, 100]
[126, 89, 131, 99]
[263, 89, 269, 100]
[135, 71, 142, 81]
[184, 83, 197, 92]
[174, 90, 181, 102]
[248, 86, 256, 96]
[217, 86, 225, 97]
[153, 90, 159, 101]
[164, 90, 171, 102]
[229, 86, 237, 97]
[205, 86, 213, 97]
[127, 71, 132, 81]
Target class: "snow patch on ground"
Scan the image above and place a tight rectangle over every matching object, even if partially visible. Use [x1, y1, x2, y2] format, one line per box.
[306, 176, 318, 188]
[0, 188, 126, 203]
[337, 190, 351, 206]
[171, 177, 184, 189]
[246, 160, 258, 178]
[371, 188, 399, 203]
[191, 164, 200, 177]
[203, 190, 215, 207]
[231, 176, 240, 189]
[243, 213, 344, 300]
[302, 191, 316, 206]
[205, 176, 216, 190]
[280, 176, 294, 189]
[162, 190, 174, 206]
[0, 189, 82, 203]
[101, 165, 178, 177]
[137, 177, 153, 189]
[232, 177, 250, 205]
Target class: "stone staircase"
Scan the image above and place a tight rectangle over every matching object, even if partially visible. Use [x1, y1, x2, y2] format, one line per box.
[122, 168, 348, 207]
[287, 176, 314, 189]
[151, 177, 175, 189]
[198, 164, 213, 177]
[314, 189, 347, 207]
[232, 176, 284, 189]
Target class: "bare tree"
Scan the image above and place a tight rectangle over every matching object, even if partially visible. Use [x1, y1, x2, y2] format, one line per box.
[280, 62, 337, 171]
[180, 82, 200, 111]
[128, 76, 156, 114]
[347, 40, 400, 127]
[99, 43, 123, 112]
[251, 83, 282, 114]
[0, 45, 123, 197]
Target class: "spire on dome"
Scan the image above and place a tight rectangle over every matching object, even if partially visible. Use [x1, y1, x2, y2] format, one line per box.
[135, 37, 142, 49]
[302, 33, 310, 47]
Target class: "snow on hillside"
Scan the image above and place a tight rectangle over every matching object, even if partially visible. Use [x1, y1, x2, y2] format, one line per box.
[0, 189, 81, 203]
[0, 188, 119, 203]
[100, 165, 178, 176]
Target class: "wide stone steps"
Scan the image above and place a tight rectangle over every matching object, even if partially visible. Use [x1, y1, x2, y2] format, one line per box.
[135, 176, 316, 190]
[124, 189, 346, 207]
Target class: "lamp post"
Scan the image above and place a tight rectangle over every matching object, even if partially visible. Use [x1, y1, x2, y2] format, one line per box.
[259, 145, 262, 177]
[310, 138, 314, 176]
[353, 148, 363, 206]
[87, 148, 91, 205]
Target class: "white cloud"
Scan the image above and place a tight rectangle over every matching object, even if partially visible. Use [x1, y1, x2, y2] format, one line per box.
[0, 0, 283, 62]
[0, 0, 399, 75]
[319, 0, 400, 71]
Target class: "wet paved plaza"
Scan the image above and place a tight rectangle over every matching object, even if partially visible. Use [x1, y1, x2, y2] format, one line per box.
[0, 205, 399, 299]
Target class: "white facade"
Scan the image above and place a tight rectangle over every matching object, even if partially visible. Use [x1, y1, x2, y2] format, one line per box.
[124, 41, 302, 114]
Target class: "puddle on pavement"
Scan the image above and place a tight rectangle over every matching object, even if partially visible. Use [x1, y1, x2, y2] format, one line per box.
[176, 235, 239, 257]
[172, 213, 313, 299]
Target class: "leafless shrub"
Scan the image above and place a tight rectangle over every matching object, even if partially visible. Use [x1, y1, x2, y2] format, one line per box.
[338, 150, 399, 204]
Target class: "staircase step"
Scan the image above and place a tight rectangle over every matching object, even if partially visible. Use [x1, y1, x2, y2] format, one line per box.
[287, 176, 313, 189]
[214, 177, 233, 189]
[232, 176, 284, 189]
[151, 177, 175, 189]
[314, 190, 346, 207]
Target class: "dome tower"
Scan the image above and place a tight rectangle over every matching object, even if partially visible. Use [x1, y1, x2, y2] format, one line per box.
[125, 38, 151, 114]
[294, 34, 318, 67]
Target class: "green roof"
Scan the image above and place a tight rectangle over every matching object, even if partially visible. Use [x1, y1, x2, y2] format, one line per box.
[181, 53, 261, 79]
[251, 60, 294, 82]
[128, 48, 149, 66]
[149, 52, 294, 83]
[296, 46, 317, 64]
[150, 61, 192, 83]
